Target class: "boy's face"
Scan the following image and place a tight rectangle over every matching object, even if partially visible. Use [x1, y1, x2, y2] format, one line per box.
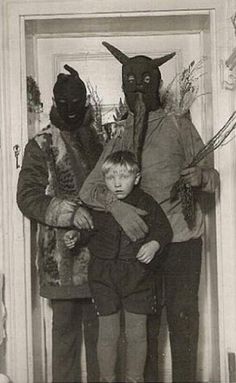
[104, 165, 140, 199]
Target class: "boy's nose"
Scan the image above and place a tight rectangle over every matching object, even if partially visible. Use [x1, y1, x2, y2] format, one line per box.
[114, 176, 121, 187]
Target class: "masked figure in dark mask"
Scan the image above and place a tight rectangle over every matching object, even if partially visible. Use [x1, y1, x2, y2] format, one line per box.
[52, 65, 87, 128]
[17, 65, 102, 383]
[79, 42, 219, 383]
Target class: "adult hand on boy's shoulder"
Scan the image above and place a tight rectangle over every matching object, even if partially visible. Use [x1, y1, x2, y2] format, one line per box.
[109, 200, 148, 242]
[136, 240, 160, 264]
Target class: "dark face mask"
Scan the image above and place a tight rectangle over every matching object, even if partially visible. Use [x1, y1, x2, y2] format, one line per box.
[102, 42, 176, 165]
[53, 66, 87, 129]
[102, 41, 175, 113]
[122, 56, 161, 113]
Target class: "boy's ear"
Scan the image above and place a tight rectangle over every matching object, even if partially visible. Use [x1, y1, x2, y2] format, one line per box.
[134, 172, 141, 185]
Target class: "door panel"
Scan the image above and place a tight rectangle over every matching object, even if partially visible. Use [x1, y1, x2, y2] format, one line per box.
[37, 33, 202, 131]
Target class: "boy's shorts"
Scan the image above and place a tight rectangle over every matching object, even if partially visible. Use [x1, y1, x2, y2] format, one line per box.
[88, 257, 158, 316]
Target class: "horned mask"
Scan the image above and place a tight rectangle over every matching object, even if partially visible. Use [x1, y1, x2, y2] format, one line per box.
[53, 64, 87, 129]
[102, 41, 176, 164]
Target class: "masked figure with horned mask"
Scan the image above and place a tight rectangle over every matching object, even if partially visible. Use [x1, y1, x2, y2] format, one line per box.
[80, 42, 219, 383]
[17, 65, 102, 383]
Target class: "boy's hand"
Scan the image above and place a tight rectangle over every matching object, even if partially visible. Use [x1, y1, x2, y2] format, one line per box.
[136, 240, 160, 264]
[64, 230, 80, 249]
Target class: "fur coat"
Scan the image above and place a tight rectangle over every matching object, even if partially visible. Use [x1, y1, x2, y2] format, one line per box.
[17, 105, 102, 299]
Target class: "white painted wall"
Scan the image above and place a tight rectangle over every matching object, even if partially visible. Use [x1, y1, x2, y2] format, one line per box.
[0, 0, 6, 373]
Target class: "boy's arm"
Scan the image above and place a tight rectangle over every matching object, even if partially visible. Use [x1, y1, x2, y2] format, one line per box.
[144, 195, 173, 253]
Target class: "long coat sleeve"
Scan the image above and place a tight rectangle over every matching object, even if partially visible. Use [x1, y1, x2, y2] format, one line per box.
[17, 139, 77, 227]
[80, 109, 219, 242]
[17, 117, 102, 299]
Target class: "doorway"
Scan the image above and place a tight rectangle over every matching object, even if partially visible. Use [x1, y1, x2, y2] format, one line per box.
[24, 13, 219, 382]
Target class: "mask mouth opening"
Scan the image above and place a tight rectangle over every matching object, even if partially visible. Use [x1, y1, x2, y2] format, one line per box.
[130, 90, 145, 94]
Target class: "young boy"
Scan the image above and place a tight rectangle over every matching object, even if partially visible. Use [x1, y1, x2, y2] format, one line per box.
[64, 150, 172, 383]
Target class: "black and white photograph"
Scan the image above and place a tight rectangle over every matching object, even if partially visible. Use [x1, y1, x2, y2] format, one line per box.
[0, 1, 236, 382]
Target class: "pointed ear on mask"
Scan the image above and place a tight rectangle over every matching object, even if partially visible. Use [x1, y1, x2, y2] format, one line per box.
[64, 64, 79, 78]
[102, 41, 175, 68]
[102, 41, 129, 65]
[153, 52, 176, 67]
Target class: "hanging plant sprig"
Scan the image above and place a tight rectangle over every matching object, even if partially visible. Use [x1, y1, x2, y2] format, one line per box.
[87, 80, 104, 141]
[161, 58, 207, 116]
[26, 76, 43, 113]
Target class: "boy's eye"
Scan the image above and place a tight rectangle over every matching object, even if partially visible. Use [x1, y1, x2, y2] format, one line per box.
[57, 99, 67, 104]
[128, 74, 135, 83]
[105, 175, 114, 181]
[143, 74, 151, 83]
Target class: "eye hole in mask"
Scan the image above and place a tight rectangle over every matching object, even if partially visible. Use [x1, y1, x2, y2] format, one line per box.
[143, 74, 151, 84]
[127, 74, 135, 83]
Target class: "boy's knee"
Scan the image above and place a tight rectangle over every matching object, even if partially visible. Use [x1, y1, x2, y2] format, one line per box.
[99, 313, 120, 343]
[126, 312, 147, 342]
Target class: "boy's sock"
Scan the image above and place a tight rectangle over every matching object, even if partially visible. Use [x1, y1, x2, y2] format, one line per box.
[125, 311, 147, 383]
[97, 311, 120, 382]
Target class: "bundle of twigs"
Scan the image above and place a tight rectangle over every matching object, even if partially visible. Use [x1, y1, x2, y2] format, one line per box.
[160, 58, 206, 116]
[170, 111, 236, 228]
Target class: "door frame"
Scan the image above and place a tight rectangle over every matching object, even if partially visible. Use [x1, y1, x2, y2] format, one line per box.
[2, 1, 234, 382]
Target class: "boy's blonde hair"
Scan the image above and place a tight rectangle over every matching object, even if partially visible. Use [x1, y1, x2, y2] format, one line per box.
[102, 150, 140, 175]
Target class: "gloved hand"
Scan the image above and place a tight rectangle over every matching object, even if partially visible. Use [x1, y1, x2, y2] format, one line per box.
[73, 206, 94, 230]
[109, 200, 148, 242]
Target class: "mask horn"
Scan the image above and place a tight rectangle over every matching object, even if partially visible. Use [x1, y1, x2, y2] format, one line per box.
[153, 52, 176, 67]
[102, 41, 129, 64]
[64, 64, 79, 77]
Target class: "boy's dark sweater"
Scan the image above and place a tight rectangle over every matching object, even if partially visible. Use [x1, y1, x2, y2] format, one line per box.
[80, 186, 173, 263]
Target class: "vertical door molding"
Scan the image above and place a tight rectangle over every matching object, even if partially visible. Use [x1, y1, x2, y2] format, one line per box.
[211, 1, 236, 382]
[2, 6, 34, 383]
